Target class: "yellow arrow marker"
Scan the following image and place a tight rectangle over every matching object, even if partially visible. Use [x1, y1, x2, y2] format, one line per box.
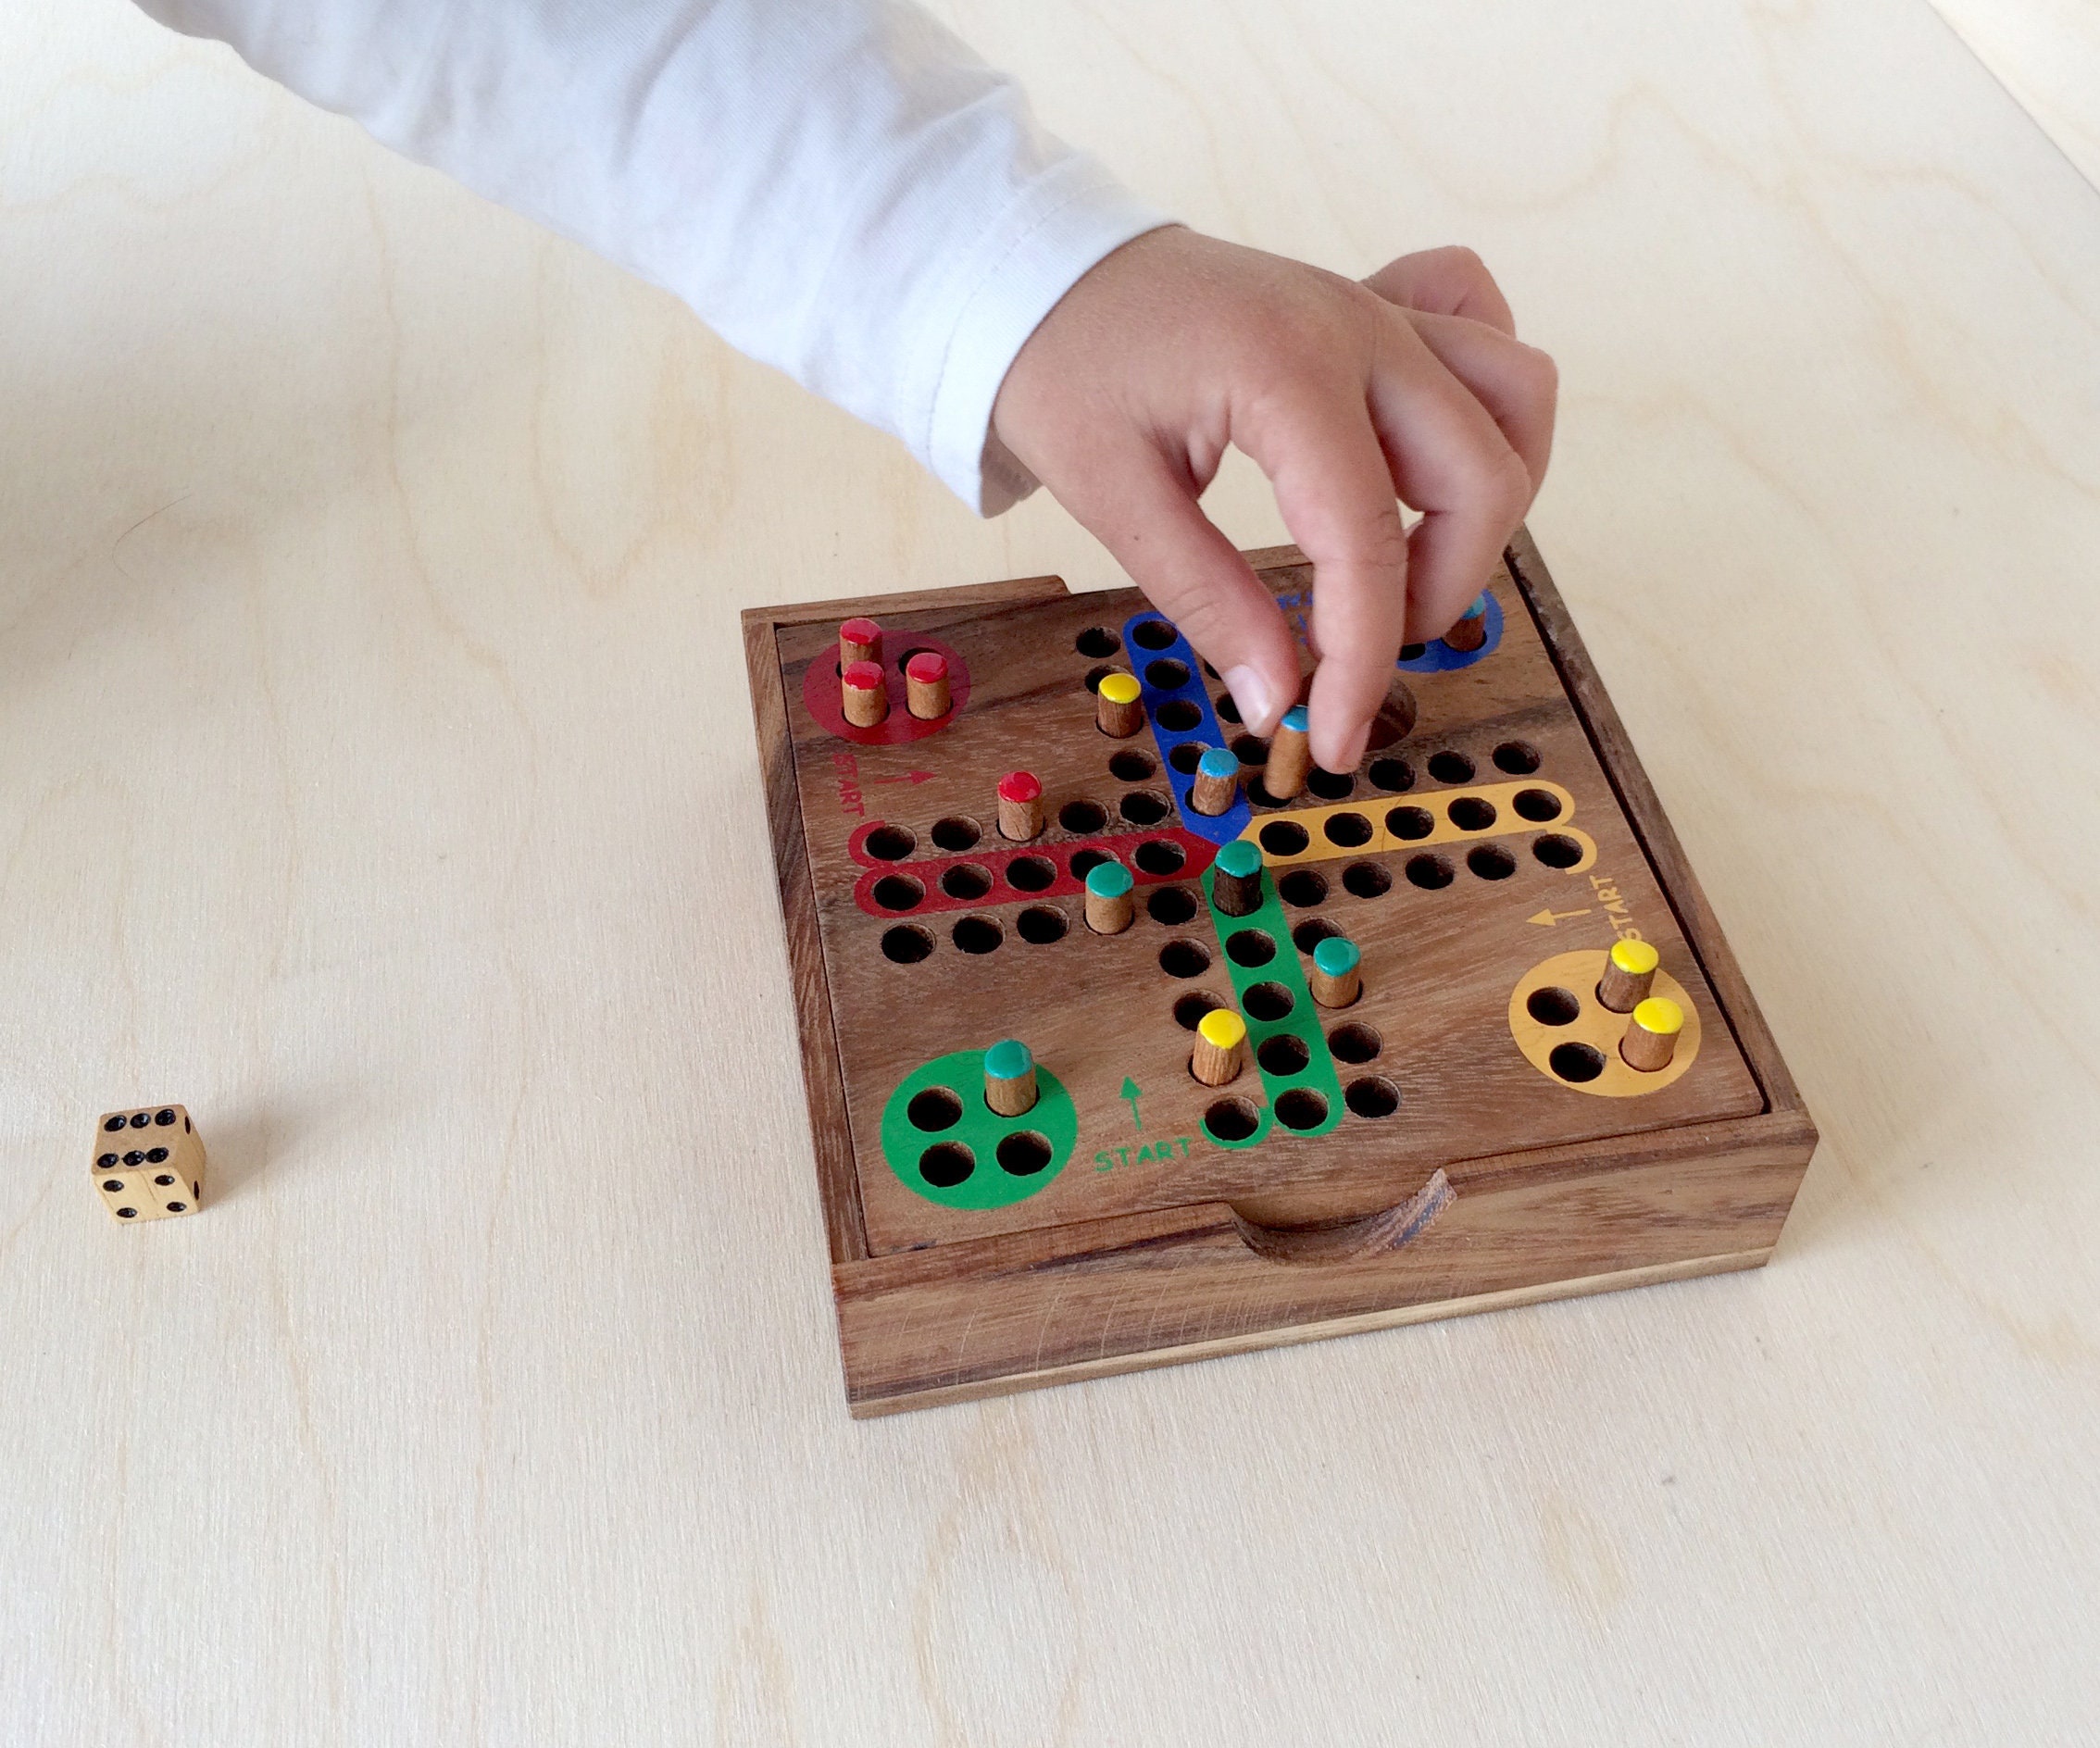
[1528, 907, 1593, 927]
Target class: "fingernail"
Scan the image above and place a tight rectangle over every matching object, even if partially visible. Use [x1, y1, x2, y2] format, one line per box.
[1224, 666, 1275, 732]
[1335, 725, 1369, 772]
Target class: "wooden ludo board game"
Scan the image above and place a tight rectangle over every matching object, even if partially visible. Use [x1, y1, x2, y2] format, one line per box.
[744, 532, 1817, 1416]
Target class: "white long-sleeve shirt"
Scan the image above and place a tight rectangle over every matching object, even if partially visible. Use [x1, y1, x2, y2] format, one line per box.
[132, 0, 1172, 513]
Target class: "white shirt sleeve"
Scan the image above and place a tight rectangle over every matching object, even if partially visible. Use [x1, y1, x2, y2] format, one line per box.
[130, 0, 1173, 514]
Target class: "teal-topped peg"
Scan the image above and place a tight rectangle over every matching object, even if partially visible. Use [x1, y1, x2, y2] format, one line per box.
[1083, 857, 1136, 934]
[1265, 705, 1313, 800]
[1444, 591, 1491, 653]
[1211, 836, 1266, 918]
[983, 1038, 1039, 1117]
[1191, 743, 1242, 817]
[1309, 933, 1362, 1007]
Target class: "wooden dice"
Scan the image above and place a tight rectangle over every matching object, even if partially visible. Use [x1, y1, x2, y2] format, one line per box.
[93, 1105, 205, 1223]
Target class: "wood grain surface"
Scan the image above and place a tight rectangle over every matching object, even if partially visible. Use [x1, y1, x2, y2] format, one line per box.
[5, 0, 2099, 1741]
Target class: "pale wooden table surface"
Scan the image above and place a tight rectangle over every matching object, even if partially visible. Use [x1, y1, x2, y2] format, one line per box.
[5, 0, 2097, 1742]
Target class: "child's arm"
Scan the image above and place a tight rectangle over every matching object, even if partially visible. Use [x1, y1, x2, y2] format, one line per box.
[132, 0, 1553, 768]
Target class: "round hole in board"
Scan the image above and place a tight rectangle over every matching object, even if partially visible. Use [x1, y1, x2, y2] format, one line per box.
[1447, 796, 1498, 832]
[1406, 854, 1455, 891]
[1069, 848, 1110, 881]
[1145, 657, 1192, 692]
[1147, 886, 1199, 926]
[1084, 666, 1116, 693]
[996, 1131, 1055, 1177]
[1364, 679, 1419, 751]
[1550, 1042, 1607, 1084]
[1231, 734, 1269, 767]
[101, 1180, 124, 1193]
[1277, 869, 1329, 908]
[894, 644, 935, 676]
[1169, 743, 1204, 776]
[1259, 820, 1309, 856]
[1344, 1076, 1401, 1119]
[1428, 751, 1475, 785]
[1203, 661, 1222, 680]
[1514, 788, 1562, 823]
[1533, 834, 1585, 869]
[1076, 627, 1122, 658]
[1173, 991, 1227, 1030]
[1306, 768, 1355, 801]
[1016, 906, 1069, 944]
[1323, 812, 1374, 848]
[152, 1173, 174, 1187]
[1133, 839, 1186, 878]
[951, 916, 1003, 955]
[1468, 844, 1518, 881]
[1369, 757, 1415, 793]
[1215, 693, 1243, 725]
[1156, 700, 1202, 733]
[907, 1087, 964, 1131]
[1203, 1097, 1263, 1143]
[1399, 643, 1426, 661]
[939, 864, 993, 901]
[1256, 1034, 1311, 1078]
[1059, 800, 1108, 835]
[872, 875, 924, 912]
[881, 925, 934, 964]
[1527, 987, 1581, 1027]
[1494, 741, 1543, 775]
[1386, 806, 1433, 842]
[1274, 1089, 1331, 1131]
[1108, 750, 1156, 783]
[1342, 861, 1392, 899]
[931, 816, 981, 853]
[1226, 929, 1277, 968]
[1327, 1021, 1382, 1063]
[1119, 790, 1171, 827]
[1245, 779, 1289, 809]
[1006, 855, 1056, 893]
[1131, 618, 1178, 651]
[1243, 982, 1295, 1024]
[1158, 940, 1213, 979]
[1292, 918, 1341, 955]
[919, 1142, 976, 1187]
[863, 824, 916, 861]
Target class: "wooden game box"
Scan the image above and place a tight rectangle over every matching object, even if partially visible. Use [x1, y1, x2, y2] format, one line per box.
[744, 531, 1816, 1416]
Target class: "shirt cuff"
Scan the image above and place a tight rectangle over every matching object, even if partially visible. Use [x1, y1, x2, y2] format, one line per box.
[918, 159, 1174, 516]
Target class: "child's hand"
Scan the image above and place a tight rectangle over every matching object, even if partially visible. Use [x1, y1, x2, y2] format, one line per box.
[993, 229, 1556, 771]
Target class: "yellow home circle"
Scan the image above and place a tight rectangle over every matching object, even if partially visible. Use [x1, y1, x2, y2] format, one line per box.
[1097, 671, 1141, 705]
[1632, 996, 1684, 1036]
[1610, 938, 1659, 976]
[1197, 1008, 1247, 1049]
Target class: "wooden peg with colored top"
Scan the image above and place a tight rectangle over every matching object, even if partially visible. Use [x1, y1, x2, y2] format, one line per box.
[1190, 745, 1240, 816]
[1443, 593, 1490, 653]
[1263, 705, 1311, 800]
[1095, 670, 1144, 738]
[983, 1039, 1039, 1116]
[996, 770, 1043, 841]
[1083, 859, 1135, 934]
[842, 659, 887, 727]
[838, 617, 881, 668]
[1211, 839, 1264, 917]
[1597, 938, 1659, 1012]
[1190, 1008, 1247, 1087]
[1620, 996, 1684, 1072]
[1308, 934, 1361, 1007]
[905, 650, 951, 719]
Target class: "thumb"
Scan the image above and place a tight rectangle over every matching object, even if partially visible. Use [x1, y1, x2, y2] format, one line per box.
[1051, 443, 1301, 738]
